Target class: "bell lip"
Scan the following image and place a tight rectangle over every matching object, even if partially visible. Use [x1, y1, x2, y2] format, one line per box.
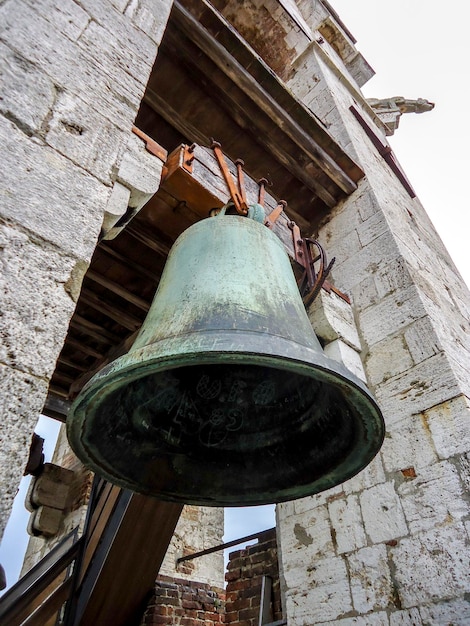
[67, 331, 385, 506]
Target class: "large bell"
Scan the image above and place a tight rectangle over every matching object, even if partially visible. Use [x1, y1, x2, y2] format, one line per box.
[67, 211, 384, 506]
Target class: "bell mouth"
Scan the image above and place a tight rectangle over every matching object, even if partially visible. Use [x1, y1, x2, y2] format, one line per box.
[68, 350, 384, 507]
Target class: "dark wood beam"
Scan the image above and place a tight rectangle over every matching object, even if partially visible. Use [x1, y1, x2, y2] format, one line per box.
[86, 270, 150, 312]
[70, 315, 122, 345]
[99, 244, 160, 284]
[126, 222, 172, 257]
[79, 292, 144, 332]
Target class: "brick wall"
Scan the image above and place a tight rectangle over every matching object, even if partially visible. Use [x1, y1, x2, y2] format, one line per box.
[141, 529, 284, 625]
[141, 575, 225, 626]
[225, 529, 283, 626]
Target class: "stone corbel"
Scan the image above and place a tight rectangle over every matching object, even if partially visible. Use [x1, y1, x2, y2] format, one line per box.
[100, 128, 168, 240]
[307, 288, 367, 382]
[25, 463, 75, 537]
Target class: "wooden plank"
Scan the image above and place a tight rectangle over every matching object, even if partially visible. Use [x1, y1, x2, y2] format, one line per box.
[64, 337, 104, 360]
[126, 222, 172, 257]
[21, 576, 73, 626]
[79, 292, 144, 332]
[42, 393, 71, 422]
[85, 270, 150, 312]
[68, 330, 139, 397]
[160, 32, 339, 209]
[161, 144, 298, 261]
[57, 357, 89, 373]
[99, 244, 161, 284]
[77, 485, 122, 587]
[70, 315, 121, 345]
[74, 497, 183, 626]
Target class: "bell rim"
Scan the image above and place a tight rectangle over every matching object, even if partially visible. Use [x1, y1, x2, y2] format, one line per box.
[67, 332, 385, 507]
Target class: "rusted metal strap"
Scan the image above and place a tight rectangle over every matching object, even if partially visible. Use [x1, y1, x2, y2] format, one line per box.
[265, 200, 286, 229]
[211, 141, 248, 215]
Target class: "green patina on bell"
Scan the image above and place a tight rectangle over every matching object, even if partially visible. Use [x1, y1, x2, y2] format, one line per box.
[67, 210, 384, 506]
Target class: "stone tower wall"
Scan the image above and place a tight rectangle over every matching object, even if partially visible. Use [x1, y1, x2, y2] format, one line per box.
[0, 0, 175, 540]
[276, 5, 470, 624]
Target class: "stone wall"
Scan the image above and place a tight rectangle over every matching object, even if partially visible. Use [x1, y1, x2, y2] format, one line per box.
[276, 6, 470, 624]
[161, 506, 225, 589]
[0, 0, 173, 539]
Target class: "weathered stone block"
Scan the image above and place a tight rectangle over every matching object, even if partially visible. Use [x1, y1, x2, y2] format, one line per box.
[292, 485, 344, 509]
[328, 494, 366, 554]
[308, 289, 361, 350]
[0, 223, 78, 378]
[116, 133, 164, 208]
[331, 231, 401, 292]
[356, 210, 388, 248]
[278, 504, 333, 567]
[404, 317, 441, 365]
[419, 598, 470, 624]
[0, 42, 56, 135]
[380, 417, 437, 474]
[46, 91, 127, 184]
[125, 0, 174, 43]
[389, 608, 422, 625]
[0, 364, 48, 540]
[343, 454, 386, 495]
[390, 523, 470, 608]
[28, 463, 74, 510]
[78, 19, 153, 90]
[423, 395, 470, 460]
[398, 460, 469, 534]
[359, 285, 425, 348]
[0, 116, 108, 260]
[375, 352, 462, 428]
[284, 556, 352, 623]
[316, 614, 390, 626]
[0, 1, 147, 128]
[23, 0, 90, 40]
[29, 505, 62, 537]
[360, 482, 408, 544]
[373, 256, 413, 300]
[325, 339, 366, 381]
[364, 334, 413, 386]
[348, 545, 393, 613]
[101, 181, 132, 237]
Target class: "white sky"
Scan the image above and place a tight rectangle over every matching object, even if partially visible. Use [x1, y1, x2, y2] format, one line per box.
[1, 0, 469, 594]
[331, 0, 470, 288]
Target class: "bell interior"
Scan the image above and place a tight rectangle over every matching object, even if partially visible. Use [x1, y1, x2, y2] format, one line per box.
[78, 361, 373, 506]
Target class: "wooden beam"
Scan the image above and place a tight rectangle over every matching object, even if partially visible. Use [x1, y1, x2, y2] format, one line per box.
[85, 270, 150, 312]
[42, 393, 71, 422]
[126, 222, 172, 257]
[70, 315, 121, 345]
[72, 490, 182, 626]
[173, 0, 360, 195]
[65, 337, 104, 360]
[99, 244, 160, 284]
[79, 292, 144, 332]
[57, 357, 89, 373]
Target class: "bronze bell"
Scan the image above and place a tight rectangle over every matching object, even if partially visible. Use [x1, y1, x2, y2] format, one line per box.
[67, 211, 384, 506]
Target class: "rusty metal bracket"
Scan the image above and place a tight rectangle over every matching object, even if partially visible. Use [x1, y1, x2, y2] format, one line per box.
[265, 200, 286, 229]
[299, 238, 335, 307]
[182, 143, 196, 174]
[211, 141, 248, 215]
[287, 221, 335, 307]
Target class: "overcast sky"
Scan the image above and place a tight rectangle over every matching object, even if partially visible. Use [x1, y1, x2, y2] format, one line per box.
[1, 0, 468, 593]
[331, 0, 470, 288]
